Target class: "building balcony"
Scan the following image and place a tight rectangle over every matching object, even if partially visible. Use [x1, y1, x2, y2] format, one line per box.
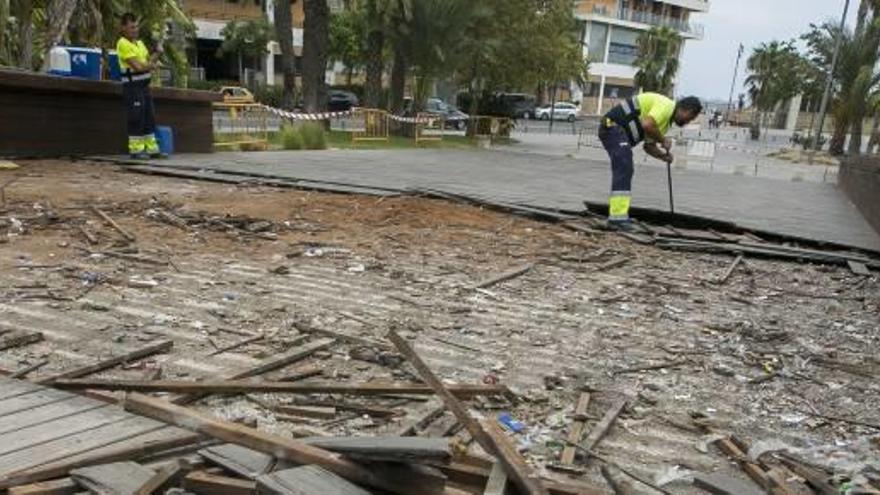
[186, 0, 264, 21]
[577, 3, 705, 38]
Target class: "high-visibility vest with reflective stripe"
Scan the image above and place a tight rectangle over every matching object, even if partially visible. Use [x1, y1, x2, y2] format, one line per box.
[604, 97, 645, 145]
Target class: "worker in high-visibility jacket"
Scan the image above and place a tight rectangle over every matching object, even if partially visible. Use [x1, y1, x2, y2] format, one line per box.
[599, 93, 702, 230]
[116, 12, 163, 159]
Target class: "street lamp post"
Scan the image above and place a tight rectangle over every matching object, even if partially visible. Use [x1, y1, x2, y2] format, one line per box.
[811, 0, 852, 155]
[726, 43, 744, 124]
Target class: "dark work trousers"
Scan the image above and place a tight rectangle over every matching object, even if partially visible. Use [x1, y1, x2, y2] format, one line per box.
[598, 124, 634, 221]
[122, 77, 158, 154]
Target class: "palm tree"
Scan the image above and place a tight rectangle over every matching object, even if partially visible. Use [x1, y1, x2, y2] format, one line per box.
[302, 0, 330, 113]
[634, 27, 681, 95]
[219, 19, 273, 84]
[361, 0, 402, 108]
[275, 0, 296, 108]
[744, 40, 804, 139]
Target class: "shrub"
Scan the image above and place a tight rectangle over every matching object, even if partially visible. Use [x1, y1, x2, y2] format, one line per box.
[300, 122, 327, 150]
[281, 124, 304, 150]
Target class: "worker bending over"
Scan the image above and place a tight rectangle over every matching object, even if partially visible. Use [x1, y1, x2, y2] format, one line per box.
[117, 13, 163, 159]
[600, 92, 702, 230]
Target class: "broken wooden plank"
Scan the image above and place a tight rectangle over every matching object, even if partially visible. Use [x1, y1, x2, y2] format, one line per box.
[124, 393, 407, 494]
[611, 360, 688, 376]
[387, 331, 548, 495]
[397, 404, 446, 436]
[482, 420, 549, 495]
[559, 392, 590, 465]
[778, 455, 837, 495]
[134, 462, 182, 495]
[78, 225, 98, 245]
[54, 378, 506, 398]
[693, 472, 764, 495]
[716, 254, 744, 284]
[275, 405, 337, 419]
[199, 443, 275, 480]
[579, 397, 627, 454]
[275, 365, 323, 382]
[7, 478, 78, 495]
[183, 471, 255, 495]
[0, 331, 43, 351]
[472, 263, 534, 289]
[70, 461, 156, 494]
[173, 338, 335, 405]
[36, 340, 173, 385]
[257, 465, 371, 495]
[289, 398, 397, 418]
[207, 333, 266, 357]
[711, 437, 771, 491]
[483, 462, 508, 495]
[848, 260, 872, 276]
[9, 360, 49, 379]
[300, 436, 451, 463]
[600, 464, 637, 495]
[91, 206, 136, 242]
[293, 323, 389, 349]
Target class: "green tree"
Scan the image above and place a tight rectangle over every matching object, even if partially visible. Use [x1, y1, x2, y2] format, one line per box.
[219, 18, 273, 84]
[328, 7, 364, 86]
[745, 40, 804, 138]
[634, 26, 682, 95]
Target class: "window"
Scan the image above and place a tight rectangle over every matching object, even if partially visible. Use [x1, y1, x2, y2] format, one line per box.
[587, 23, 609, 63]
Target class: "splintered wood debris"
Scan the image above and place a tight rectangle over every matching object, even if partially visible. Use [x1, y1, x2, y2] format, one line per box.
[0, 160, 878, 494]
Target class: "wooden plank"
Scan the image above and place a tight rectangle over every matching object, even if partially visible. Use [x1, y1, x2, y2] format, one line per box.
[0, 405, 133, 457]
[257, 465, 371, 495]
[848, 260, 872, 276]
[0, 431, 195, 490]
[275, 405, 336, 419]
[134, 462, 183, 495]
[482, 420, 549, 495]
[173, 338, 335, 405]
[275, 365, 323, 382]
[70, 461, 156, 494]
[183, 471, 255, 495]
[559, 392, 591, 465]
[694, 472, 764, 495]
[0, 388, 73, 417]
[8, 478, 78, 495]
[10, 360, 49, 379]
[711, 437, 771, 492]
[579, 397, 627, 454]
[91, 206, 136, 242]
[483, 462, 507, 495]
[0, 377, 44, 398]
[124, 392, 412, 494]
[778, 456, 837, 495]
[1, 427, 200, 488]
[0, 418, 169, 479]
[472, 263, 534, 289]
[0, 395, 104, 435]
[716, 254, 744, 284]
[396, 403, 446, 436]
[300, 436, 451, 463]
[36, 340, 174, 385]
[435, 461, 605, 495]
[0, 331, 44, 351]
[78, 224, 98, 245]
[207, 332, 267, 356]
[199, 443, 275, 480]
[387, 331, 548, 495]
[54, 378, 506, 398]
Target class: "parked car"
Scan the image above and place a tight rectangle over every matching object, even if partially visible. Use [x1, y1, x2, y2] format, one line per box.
[477, 92, 536, 119]
[328, 90, 359, 112]
[219, 86, 255, 104]
[535, 102, 580, 122]
[425, 98, 469, 130]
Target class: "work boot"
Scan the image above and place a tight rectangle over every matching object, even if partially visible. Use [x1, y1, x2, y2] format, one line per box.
[129, 152, 150, 160]
[606, 219, 640, 233]
[149, 152, 169, 160]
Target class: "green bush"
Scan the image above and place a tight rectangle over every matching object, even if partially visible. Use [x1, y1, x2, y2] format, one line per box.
[281, 125, 304, 150]
[253, 85, 285, 108]
[300, 122, 327, 150]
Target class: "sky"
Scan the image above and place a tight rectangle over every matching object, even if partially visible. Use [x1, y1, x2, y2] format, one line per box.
[677, 0, 859, 101]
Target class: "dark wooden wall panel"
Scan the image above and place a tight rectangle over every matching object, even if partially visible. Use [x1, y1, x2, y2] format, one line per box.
[841, 156, 880, 235]
[0, 70, 219, 156]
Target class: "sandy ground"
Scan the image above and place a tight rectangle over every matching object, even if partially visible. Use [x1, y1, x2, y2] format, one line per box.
[1, 159, 879, 493]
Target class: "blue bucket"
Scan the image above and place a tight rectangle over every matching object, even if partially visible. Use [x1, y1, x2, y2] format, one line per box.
[155, 126, 174, 156]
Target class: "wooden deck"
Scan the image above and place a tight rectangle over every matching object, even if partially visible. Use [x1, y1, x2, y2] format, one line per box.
[0, 376, 198, 487]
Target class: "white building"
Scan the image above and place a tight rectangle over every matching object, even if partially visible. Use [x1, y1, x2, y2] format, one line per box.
[573, 0, 709, 114]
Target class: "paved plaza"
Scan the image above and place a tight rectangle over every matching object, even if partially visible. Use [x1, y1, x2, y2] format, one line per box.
[135, 147, 880, 252]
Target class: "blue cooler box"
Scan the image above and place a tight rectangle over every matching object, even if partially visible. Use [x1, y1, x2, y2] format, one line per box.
[155, 126, 174, 156]
[67, 47, 102, 80]
[108, 51, 122, 81]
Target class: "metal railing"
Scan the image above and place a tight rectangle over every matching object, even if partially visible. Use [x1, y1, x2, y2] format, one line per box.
[580, 3, 705, 37]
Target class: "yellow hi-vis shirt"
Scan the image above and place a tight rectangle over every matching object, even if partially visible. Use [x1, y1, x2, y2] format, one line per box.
[635, 92, 675, 140]
[116, 37, 149, 72]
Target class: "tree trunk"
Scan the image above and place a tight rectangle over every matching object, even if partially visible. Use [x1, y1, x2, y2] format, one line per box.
[390, 47, 407, 113]
[170, 0, 188, 88]
[363, 29, 384, 108]
[274, 0, 296, 109]
[829, 117, 849, 156]
[848, 116, 865, 155]
[42, 0, 78, 70]
[868, 113, 880, 154]
[302, 0, 329, 113]
[19, 0, 35, 70]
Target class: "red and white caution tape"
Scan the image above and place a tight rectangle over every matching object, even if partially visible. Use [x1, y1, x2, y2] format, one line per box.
[262, 105, 356, 121]
[387, 114, 439, 124]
